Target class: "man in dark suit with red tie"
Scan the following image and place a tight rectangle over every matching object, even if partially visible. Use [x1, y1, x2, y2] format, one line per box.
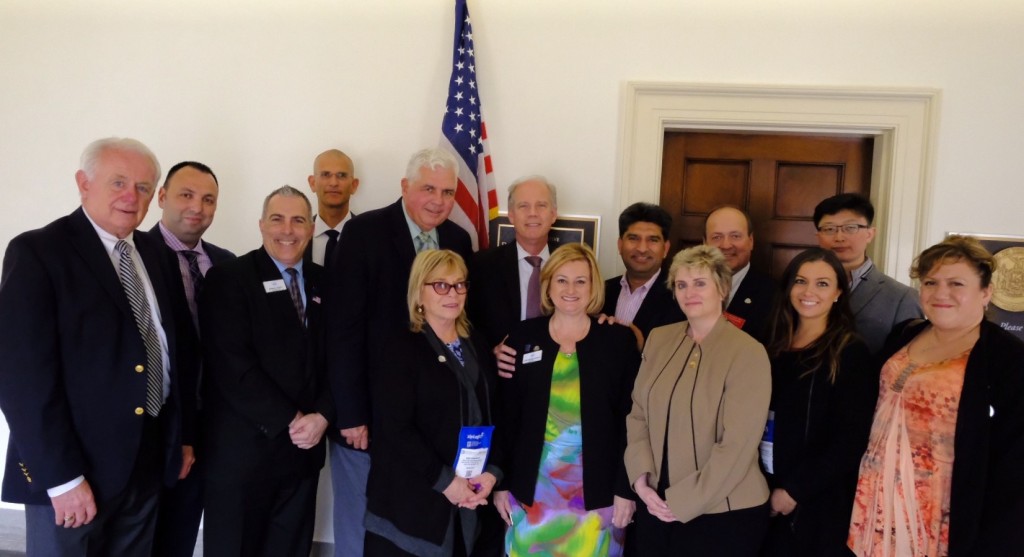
[704, 206, 776, 341]
[325, 148, 472, 555]
[199, 186, 331, 556]
[147, 160, 235, 557]
[0, 138, 193, 556]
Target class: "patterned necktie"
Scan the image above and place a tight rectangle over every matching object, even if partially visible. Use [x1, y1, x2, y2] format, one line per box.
[416, 231, 436, 253]
[525, 255, 543, 319]
[324, 229, 340, 267]
[285, 268, 305, 326]
[181, 250, 203, 303]
[115, 240, 163, 416]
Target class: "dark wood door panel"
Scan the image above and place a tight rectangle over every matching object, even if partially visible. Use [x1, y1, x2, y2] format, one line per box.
[660, 131, 873, 280]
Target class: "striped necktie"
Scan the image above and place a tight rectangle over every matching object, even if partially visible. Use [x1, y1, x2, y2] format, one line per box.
[115, 240, 163, 416]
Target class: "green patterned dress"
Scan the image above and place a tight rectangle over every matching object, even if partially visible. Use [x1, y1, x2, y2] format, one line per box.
[505, 351, 624, 556]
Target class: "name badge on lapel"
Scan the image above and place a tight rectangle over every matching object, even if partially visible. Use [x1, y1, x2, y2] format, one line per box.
[523, 346, 543, 364]
[263, 279, 287, 293]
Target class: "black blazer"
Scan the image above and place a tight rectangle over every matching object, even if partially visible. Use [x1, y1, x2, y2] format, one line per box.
[601, 273, 685, 341]
[0, 208, 188, 504]
[324, 198, 473, 431]
[879, 319, 1024, 557]
[366, 329, 498, 546]
[765, 339, 875, 556]
[145, 224, 235, 440]
[199, 248, 332, 484]
[499, 316, 640, 508]
[727, 267, 776, 342]
[467, 241, 522, 349]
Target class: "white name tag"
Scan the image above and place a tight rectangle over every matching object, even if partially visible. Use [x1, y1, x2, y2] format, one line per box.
[263, 279, 287, 293]
[523, 350, 543, 364]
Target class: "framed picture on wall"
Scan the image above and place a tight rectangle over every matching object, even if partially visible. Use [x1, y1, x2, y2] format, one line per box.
[948, 232, 1024, 342]
[489, 213, 600, 254]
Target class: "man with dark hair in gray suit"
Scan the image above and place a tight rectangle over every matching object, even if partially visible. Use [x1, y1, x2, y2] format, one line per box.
[814, 193, 923, 354]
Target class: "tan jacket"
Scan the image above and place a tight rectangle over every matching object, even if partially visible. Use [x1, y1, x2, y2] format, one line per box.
[625, 318, 771, 522]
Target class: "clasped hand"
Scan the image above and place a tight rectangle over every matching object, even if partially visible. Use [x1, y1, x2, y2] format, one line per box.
[443, 472, 496, 509]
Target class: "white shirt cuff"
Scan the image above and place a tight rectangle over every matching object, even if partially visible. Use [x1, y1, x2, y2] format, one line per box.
[47, 475, 84, 498]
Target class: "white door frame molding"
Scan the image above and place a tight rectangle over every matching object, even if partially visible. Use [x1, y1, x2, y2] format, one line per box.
[615, 81, 941, 282]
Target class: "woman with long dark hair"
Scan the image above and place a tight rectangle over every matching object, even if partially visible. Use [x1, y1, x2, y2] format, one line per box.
[760, 248, 875, 556]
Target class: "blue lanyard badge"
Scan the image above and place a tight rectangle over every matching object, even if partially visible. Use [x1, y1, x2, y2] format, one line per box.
[453, 425, 495, 478]
[760, 410, 775, 475]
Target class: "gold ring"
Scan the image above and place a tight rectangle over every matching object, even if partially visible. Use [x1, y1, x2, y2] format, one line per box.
[64, 515, 74, 522]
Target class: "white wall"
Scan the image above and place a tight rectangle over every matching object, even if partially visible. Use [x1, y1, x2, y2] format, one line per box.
[2, 0, 1022, 543]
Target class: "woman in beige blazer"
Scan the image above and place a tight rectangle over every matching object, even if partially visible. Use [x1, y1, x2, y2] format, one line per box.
[625, 245, 771, 556]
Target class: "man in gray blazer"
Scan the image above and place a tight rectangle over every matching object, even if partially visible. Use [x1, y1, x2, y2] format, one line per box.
[814, 193, 923, 354]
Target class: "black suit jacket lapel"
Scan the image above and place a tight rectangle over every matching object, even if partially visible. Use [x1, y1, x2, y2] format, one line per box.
[386, 200, 418, 267]
[500, 243, 522, 317]
[67, 208, 131, 316]
[255, 248, 307, 333]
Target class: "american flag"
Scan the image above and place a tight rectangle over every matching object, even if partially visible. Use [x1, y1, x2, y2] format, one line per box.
[439, 0, 497, 251]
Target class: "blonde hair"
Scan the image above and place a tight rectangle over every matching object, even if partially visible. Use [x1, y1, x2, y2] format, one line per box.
[540, 243, 604, 315]
[407, 249, 471, 337]
[665, 245, 732, 310]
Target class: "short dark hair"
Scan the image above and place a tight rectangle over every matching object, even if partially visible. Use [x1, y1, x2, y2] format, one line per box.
[163, 161, 218, 188]
[618, 202, 672, 239]
[813, 193, 873, 226]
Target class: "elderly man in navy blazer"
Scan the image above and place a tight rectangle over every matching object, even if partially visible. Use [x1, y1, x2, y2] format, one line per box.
[324, 147, 472, 555]
[147, 160, 235, 557]
[814, 193, 923, 354]
[0, 138, 192, 556]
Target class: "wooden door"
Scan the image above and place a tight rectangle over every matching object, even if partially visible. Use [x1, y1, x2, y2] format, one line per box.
[660, 131, 873, 280]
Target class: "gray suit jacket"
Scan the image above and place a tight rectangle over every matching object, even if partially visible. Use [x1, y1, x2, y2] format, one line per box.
[848, 260, 923, 354]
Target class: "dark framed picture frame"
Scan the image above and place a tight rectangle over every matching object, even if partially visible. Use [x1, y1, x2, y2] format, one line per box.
[947, 232, 1024, 341]
[488, 213, 600, 254]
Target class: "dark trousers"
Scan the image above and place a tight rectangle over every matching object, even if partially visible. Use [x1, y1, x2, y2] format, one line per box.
[634, 501, 770, 557]
[203, 473, 318, 557]
[364, 521, 469, 557]
[25, 416, 164, 557]
[153, 455, 204, 557]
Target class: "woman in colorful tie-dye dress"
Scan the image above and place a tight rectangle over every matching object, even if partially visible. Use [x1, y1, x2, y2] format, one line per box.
[494, 244, 641, 557]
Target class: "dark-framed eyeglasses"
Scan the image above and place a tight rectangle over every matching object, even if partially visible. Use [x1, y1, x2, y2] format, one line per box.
[816, 223, 870, 236]
[424, 281, 470, 295]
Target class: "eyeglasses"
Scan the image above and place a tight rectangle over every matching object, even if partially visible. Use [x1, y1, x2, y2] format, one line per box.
[424, 281, 470, 295]
[816, 224, 870, 236]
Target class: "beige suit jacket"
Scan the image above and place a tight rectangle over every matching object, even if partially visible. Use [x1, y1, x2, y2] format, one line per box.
[625, 318, 771, 522]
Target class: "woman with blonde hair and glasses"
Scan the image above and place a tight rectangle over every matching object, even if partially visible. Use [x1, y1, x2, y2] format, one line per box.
[625, 245, 771, 556]
[364, 249, 500, 557]
[848, 235, 1024, 556]
[494, 242, 639, 556]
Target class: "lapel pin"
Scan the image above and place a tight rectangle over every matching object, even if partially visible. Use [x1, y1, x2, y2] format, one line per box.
[744, 298, 752, 304]
[438, 355, 447, 363]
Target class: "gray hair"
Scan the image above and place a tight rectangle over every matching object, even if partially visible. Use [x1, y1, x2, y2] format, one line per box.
[262, 185, 312, 219]
[666, 244, 733, 310]
[80, 137, 162, 184]
[506, 175, 558, 209]
[404, 148, 458, 183]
